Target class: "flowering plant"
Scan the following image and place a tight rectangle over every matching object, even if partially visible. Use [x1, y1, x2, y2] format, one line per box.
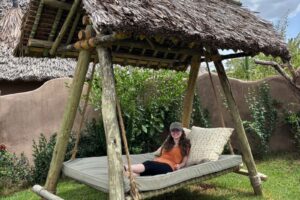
[0, 144, 7, 151]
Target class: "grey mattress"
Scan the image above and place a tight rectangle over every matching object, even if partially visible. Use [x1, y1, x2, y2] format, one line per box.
[62, 153, 242, 192]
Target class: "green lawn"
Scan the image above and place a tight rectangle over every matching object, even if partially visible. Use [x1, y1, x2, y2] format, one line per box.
[1, 153, 299, 200]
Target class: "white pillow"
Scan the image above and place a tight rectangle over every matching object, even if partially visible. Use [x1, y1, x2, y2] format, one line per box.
[183, 127, 191, 136]
[186, 126, 233, 166]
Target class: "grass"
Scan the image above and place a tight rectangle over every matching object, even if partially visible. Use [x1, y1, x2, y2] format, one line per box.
[1, 153, 299, 200]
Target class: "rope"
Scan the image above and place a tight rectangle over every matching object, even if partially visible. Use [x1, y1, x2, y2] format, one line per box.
[71, 62, 96, 160]
[116, 97, 141, 200]
[204, 58, 234, 155]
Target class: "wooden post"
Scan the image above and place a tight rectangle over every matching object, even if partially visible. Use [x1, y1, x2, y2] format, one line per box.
[44, 49, 91, 193]
[181, 56, 201, 127]
[96, 44, 125, 200]
[213, 53, 263, 195]
[71, 62, 96, 160]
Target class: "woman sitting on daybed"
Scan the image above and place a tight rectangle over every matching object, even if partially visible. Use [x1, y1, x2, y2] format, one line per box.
[125, 122, 191, 176]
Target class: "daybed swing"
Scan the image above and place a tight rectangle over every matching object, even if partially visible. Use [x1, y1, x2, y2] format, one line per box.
[14, 0, 290, 199]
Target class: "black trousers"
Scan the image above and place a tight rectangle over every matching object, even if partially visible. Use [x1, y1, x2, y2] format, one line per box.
[140, 161, 173, 176]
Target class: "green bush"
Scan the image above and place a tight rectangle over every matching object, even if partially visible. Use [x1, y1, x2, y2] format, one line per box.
[0, 145, 32, 195]
[90, 66, 210, 154]
[244, 83, 278, 157]
[76, 119, 107, 157]
[32, 134, 74, 184]
[285, 111, 300, 154]
[191, 94, 210, 128]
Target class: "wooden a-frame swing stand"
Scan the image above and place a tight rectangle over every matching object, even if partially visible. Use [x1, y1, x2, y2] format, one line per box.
[39, 21, 263, 200]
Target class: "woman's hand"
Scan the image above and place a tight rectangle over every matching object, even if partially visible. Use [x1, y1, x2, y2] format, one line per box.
[175, 164, 181, 170]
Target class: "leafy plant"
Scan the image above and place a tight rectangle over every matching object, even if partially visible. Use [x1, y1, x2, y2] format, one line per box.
[191, 94, 210, 128]
[285, 111, 300, 154]
[243, 83, 278, 157]
[0, 145, 32, 195]
[76, 119, 107, 157]
[90, 66, 209, 154]
[32, 133, 74, 184]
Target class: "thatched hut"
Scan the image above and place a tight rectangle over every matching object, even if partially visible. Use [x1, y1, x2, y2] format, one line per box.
[14, 0, 290, 199]
[0, 43, 78, 95]
[0, 1, 78, 95]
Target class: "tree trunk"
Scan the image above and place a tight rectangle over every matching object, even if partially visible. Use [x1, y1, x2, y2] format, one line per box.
[96, 45, 125, 200]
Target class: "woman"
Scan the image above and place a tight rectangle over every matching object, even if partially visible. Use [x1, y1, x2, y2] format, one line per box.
[125, 122, 191, 176]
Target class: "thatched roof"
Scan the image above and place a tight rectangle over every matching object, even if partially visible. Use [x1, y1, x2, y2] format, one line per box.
[0, 43, 77, 81]
[14, 0, 290, 70]
[0, 1, 80, 82]
[0, 0, 28, 18]
[85, 0, 289, 58]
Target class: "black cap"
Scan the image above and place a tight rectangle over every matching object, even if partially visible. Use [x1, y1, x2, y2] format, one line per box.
[169, 122, 183, 131]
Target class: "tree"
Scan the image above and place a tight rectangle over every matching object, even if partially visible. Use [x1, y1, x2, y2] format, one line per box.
[226, 14, 300, 80]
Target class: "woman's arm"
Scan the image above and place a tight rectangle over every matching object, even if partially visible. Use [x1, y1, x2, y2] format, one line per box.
[175, 155, 188, 170]
[153, 146, 162, 157]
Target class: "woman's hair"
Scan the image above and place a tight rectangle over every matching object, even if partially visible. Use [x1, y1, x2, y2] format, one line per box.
[162, 130, 191, 157]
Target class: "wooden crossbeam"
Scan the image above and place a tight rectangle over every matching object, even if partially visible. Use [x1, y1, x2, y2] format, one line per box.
[113, 40, 201, 56]
[49, 0, 81, 55]
[112, 52, 179, 64]
[43, 0, 72, 11]
[43, 0, 66, 56]
[28, 0, 44, 40]
[62, 12, 81, 57]
[235, 169, 268, 181]
[28, 38, 55, 48]
[201, 52, 252, 62]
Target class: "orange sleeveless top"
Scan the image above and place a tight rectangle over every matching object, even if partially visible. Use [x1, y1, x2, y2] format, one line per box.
[154, 146, 183, 170]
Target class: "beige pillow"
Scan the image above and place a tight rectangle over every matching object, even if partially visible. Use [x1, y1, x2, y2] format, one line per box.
[186, 126, 233, 166]
[183, 127, 191, 136]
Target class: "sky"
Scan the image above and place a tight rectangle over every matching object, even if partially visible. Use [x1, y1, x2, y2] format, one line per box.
[240, 0, 300, 39]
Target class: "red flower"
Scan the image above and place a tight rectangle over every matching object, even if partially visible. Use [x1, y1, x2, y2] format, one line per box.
[0, 144, 7, 151]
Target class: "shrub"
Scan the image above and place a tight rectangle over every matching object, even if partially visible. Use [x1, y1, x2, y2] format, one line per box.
[76, 119, 107, 157]
[285, 111, 300, 154]
[191, 94, 210, 128]
[89, 66, 210, 154]
[0, 145, 32, 195]
[32, 133, 74, 184]
[244, 83, 278, 157]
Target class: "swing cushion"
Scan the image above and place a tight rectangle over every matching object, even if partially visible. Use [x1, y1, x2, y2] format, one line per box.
[186, 126, 233, 166]
[63, 153, 242, 192]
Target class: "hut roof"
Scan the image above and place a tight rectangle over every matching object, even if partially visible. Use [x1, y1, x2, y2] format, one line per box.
[14, 0, 290, 71]
[0, 1, 80, 82]
[0, 0, 28, 19]
[0, 43, 77, 81]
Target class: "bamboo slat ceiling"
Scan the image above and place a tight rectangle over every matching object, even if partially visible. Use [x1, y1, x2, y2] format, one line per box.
[14, 0, 290, 71]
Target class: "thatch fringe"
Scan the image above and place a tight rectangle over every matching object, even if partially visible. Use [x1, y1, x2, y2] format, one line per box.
[0, 7, 23, 48]
[0, 43, 86, 81]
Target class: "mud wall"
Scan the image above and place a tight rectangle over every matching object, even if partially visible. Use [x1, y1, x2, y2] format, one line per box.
[0, 78, 99, 161]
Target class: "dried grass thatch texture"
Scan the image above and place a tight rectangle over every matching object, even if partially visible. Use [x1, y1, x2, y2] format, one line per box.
[83, 0, 290, 61]
[0, 7, 23, 48]
[0, 43, 78, 81]
[0, 1, 89, 82]
[0, 0, 28, 18]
